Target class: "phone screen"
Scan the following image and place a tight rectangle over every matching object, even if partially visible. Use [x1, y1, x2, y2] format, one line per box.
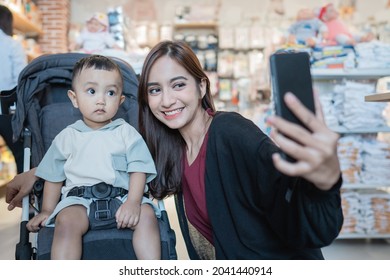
[269, 51, 315, 129]
[269, 51, 316, 162]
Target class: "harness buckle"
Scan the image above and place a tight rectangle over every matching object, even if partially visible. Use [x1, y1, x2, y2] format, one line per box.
[91, 182, 112, 199]
[94, 199, 111, 220]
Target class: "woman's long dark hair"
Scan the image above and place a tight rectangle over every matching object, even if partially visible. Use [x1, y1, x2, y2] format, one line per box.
[138, 40, 215, 199]
[0, 5, 13, 36]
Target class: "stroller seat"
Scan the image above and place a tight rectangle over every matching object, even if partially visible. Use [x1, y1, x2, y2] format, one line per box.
[11, 53, 177, 260]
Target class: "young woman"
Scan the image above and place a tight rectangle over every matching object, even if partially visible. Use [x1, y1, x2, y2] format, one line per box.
[137, 40, 343, 259]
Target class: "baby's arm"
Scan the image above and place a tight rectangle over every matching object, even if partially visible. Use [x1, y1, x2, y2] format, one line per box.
[286, 22, 299, 44]
[26, 181, 63, 232]
[115, 172, 146, 229]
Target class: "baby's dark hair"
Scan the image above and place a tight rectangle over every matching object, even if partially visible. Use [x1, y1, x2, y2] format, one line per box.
[72, 55, 123, 89]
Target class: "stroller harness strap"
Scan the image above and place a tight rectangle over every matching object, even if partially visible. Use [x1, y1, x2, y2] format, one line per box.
[67, 182, 128, 199]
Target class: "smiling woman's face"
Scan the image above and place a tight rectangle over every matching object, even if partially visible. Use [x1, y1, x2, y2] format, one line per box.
[146, 56, 206, 131]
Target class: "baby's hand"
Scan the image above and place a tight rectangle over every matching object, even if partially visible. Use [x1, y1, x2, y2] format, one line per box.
[115, 201, 141, 229]
[26, 211, 50, 232]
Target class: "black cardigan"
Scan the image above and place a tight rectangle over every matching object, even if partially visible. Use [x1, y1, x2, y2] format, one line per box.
[176, 111, 343, 260]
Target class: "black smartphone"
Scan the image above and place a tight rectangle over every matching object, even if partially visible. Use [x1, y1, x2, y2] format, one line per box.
[269, 51, 316, 161]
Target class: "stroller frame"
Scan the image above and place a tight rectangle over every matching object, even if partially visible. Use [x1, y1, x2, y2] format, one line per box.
[11, 53, 177, 260]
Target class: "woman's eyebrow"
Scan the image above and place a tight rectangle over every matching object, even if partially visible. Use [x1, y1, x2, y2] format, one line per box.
[170, 76, 188, 82]
[147, 76, 188, 87]
[147, 82, 159, 87]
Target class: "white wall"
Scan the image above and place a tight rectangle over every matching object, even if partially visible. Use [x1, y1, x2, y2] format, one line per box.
[69, 0, 308, 24]
[70, 0, 389, 27]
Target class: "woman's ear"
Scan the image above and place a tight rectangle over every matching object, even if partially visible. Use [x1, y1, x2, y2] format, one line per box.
[199, 78, 207, 98]
[67, 90, 79, 108]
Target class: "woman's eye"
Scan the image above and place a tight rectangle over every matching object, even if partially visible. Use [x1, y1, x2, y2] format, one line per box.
[148, 87, 160, 95]
[87, 88, 95, 95]
[173, 82, 185, 89]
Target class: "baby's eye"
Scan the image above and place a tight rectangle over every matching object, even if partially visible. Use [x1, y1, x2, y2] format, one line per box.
[87, 88, 95, 95]
[148, 87, 161, 95]
[107, 90, 115, 96]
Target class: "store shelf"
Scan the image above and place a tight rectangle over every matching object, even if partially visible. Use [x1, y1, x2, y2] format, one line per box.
[311, 68, 390, 80]
[365, 92, 390, 102]
[330, 126, 390, 134]
[342, 184, 390, 190]
[313, 68, 390, 239]
[10, 6, 42, 35]
[338, 233, 390, 239]
[174, 22, 217, 29]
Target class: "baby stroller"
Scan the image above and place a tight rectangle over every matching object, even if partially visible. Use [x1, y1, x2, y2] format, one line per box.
[10, 52, 177, 260]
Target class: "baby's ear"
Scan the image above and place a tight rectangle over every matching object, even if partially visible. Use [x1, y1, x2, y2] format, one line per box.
[119, 94, 125, 105]
[67, 90, 79, 108]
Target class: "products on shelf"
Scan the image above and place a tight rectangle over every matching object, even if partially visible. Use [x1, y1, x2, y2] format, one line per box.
[174, 4, 217, 24]
[338, 135, 390, 186]
[312, 65, 390, 238]
[318, 80, 388, 131]
[218, 78, 232, 101]
[108, 7, 126, 49]
[341, 189, 390, 236]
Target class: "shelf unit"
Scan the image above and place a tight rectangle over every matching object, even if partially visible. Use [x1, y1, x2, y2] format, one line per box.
[5, 3, 43, 61]
[172, 21, 222, 104]
[330, 126, 390, 134]
[365, 92, 390, 102]
[173, 21, 218, 38]
[312, 68, 390, 239]
[10, 6, 42, 36]
[173, 21, 269, 112]
[337, 233, 390, 239]
[342, 184, 390, 190]
[174, 22, 218, 30]
[311, 68, 390, 80]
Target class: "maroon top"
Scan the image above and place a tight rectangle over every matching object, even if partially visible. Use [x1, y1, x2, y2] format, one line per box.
[182, 132, 213, 244]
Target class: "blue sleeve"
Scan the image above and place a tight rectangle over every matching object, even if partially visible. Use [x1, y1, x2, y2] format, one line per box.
[10, 40, 27, 86]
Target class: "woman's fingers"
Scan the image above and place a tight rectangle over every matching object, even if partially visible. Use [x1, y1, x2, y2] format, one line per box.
[271, 153, 312, 176]
[27, 216, 45, 232]
[313, 91, 325, 123]
[283, 92, 326, 133]
[269, 127, 323, 165]
[269, 115, 312, 145]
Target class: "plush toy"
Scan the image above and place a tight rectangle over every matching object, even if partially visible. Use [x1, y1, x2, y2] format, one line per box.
[74, 12, 120, 53]
[287, 8, 328, 47]
[318, 3, 374, 46]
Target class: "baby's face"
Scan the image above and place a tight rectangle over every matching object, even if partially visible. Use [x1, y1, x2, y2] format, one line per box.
[86, 18, 106, 33]
[70, 67, 124, 129]
[297, 8, 314, 20]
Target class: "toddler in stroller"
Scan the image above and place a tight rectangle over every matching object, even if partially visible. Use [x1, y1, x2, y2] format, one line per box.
[26, 55, 161, 259]
[11, 53, 177, 260]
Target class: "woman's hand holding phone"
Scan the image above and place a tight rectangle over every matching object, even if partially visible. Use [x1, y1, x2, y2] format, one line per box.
[267, 91, 341, 191]
[268, 51, 341, 190]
